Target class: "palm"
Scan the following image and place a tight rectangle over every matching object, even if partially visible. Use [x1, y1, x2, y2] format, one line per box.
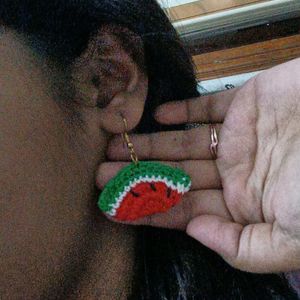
[218, 70, 300, 229]
[98, 59, 300, 272]
[211, 65, 300, 271]
[217, 96, 263, 225]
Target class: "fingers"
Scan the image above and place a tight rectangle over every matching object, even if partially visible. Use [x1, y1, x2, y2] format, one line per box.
[155, 88, 237, 125]
[107, 125, 222, 161]
[187, 216, 300, 273]
[96, 160, 221, 191]
[105, 190, 229, 231]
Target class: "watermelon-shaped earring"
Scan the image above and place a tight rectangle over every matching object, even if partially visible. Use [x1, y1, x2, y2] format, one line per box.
[98, 118, 192, 221]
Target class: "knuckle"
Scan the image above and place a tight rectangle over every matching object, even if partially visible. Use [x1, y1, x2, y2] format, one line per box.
[174, 160, 184, 171]
[186, 99, 194, 122]
[182, 194, 193, 224]
[206, 95, 215, 122]
[181, 129, 196, 158]
[147, 134, 155, 158]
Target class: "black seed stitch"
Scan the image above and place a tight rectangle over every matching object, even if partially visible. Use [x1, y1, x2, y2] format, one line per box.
[149, 183, 157, 191]
[130, 190, 140, 197]
[167, 187, 171, 198]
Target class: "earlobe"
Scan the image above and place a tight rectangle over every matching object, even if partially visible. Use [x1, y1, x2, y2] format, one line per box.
[71, 25, 148, 134]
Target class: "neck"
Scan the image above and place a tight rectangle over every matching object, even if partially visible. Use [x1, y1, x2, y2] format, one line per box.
[70, 217, 137, 300]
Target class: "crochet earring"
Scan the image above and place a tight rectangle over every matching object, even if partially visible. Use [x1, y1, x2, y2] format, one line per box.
[98, 117, 192, 221]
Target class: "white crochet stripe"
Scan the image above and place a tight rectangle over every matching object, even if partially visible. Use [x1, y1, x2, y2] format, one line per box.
[108, 176, 191, 216]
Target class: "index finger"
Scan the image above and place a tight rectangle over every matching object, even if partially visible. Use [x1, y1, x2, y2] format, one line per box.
[155, 88, 237, 125]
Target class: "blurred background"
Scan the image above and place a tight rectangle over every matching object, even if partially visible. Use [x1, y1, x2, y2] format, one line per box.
[158, 0, 300, 92]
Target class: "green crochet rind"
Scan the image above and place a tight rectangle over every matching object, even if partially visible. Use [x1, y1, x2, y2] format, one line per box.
[98, 161, 191, 213]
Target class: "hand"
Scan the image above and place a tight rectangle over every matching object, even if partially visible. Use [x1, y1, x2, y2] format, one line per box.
[97, 58, 300, 273]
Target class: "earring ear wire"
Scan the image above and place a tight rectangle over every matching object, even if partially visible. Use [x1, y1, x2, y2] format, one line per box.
[121, 117, 139, 165]
[98, 116, 192, 221]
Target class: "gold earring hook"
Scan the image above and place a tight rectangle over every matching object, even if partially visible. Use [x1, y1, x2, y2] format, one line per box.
[122, 117, 139, 165]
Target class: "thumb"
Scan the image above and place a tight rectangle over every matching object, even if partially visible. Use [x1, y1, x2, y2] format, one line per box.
[186, 215, 299, 273]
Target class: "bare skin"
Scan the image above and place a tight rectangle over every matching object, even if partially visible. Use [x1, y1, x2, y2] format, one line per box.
[97, 58, 300, 274]
[0, 27, 147, 299]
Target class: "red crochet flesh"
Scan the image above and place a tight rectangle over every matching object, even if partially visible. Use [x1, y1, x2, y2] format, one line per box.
[115, 181, 182, 221]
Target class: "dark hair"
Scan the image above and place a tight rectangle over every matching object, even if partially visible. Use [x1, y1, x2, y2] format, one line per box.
[1, 1, 297, 299]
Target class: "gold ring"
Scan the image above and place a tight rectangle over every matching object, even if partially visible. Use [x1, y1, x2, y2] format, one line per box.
[210, 125, 218, 159]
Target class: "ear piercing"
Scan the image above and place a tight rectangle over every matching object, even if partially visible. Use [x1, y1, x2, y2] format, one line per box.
[121, 117, 139, 165]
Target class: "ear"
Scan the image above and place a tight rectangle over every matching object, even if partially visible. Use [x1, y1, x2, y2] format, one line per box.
[71, 25, 148, 134]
